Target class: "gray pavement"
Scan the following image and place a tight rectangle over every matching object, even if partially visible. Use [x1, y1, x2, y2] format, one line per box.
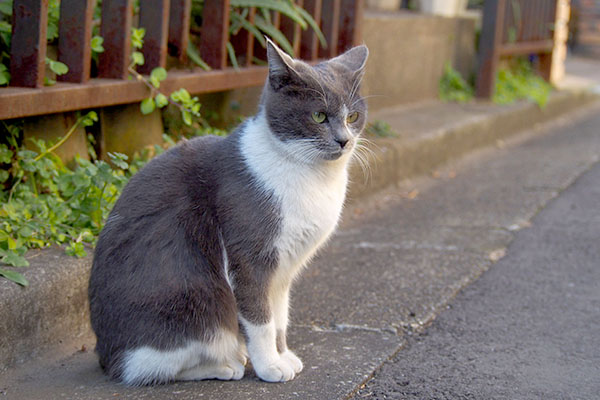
[1, 102, 600, 399]
[353, 131, 600, 400]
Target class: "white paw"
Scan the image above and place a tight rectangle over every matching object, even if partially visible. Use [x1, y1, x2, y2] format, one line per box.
[253, 356, 296, 382]
[281, 350, 303, 374]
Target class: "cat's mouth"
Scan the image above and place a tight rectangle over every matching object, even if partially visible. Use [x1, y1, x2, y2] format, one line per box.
[322, 146, 352, 161]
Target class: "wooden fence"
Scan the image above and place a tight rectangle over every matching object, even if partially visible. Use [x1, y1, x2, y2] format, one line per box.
[476, 0, 558, 98]
[0, 0, 364, 120]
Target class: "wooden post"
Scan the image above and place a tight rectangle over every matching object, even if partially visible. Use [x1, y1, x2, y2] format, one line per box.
[539, 0, 559, 81]
[200, 0, 230, 69]
[98, 0, 134, 79]
[9, 0, 48, 88]
[231, 7, 256, 66]
[338, 0, 364, 54]
[300, 0, 322, 60]
[476, 0, 506, 98]
[168, 0, 191, 60]
[57, 0, 95, 83]
[280, 2, 303, 57]
[138, 0, 171, 74]
[319, 0, 341, 58]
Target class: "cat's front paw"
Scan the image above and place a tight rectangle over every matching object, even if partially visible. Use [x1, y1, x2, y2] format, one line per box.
[253, 356, 297, 382]
[281, 350, 303, 374]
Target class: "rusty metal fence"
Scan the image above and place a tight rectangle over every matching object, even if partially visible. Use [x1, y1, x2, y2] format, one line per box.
[0, 0, 364, 120]
[476, 0, 558, 98]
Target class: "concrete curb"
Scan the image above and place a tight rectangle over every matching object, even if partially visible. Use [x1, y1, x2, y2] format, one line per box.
[348, 88, 600, 200]
[1, 88, 598, 372]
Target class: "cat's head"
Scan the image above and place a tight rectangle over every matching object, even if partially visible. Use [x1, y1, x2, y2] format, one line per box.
[261, 38, 368, 163]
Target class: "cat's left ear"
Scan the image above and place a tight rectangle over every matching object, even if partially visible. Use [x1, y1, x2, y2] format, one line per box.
[329, 45, 369, 73]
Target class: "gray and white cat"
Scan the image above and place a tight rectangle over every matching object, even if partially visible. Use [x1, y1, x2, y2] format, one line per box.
[88, 38, 368, 386]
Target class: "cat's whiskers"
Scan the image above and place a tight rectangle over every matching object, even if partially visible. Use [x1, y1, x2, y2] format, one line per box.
[303, 87, 329, 108]
[351, 138, 377, 183]
[349, 94, 384, 110]
[304, 69, 329, 109]
[348, 70, 365, 105]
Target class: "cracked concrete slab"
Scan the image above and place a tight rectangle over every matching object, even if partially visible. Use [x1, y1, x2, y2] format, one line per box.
[0, 326, 401, 400]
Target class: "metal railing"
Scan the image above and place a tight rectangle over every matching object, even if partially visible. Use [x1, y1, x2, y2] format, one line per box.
[0, 0, 364, 120]
[476, 0, 558, 98]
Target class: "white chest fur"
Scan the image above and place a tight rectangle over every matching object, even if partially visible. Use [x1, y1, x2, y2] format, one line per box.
[240, 114, 350, 277]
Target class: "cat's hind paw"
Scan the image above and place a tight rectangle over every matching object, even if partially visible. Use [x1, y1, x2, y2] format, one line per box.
[176, 360, 245, 381]
[281, 350, 303, 374]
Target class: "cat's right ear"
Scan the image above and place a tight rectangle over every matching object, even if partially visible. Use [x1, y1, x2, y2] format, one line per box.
[266, 37, 301, 91]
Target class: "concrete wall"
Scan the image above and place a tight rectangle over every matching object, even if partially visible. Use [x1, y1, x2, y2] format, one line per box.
[362, 11, 477, 111]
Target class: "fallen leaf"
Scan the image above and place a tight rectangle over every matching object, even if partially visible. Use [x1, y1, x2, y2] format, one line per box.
[406, 189, 419, 199]
[489, 248, 506, 262]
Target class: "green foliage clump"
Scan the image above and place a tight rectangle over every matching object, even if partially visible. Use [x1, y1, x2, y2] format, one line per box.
[439, 58, 553, 108]
[493, 59, 553, 108]
[0, 113, 171, 287]
[439, 62, 474, 103]
[366, 120, 397, 138]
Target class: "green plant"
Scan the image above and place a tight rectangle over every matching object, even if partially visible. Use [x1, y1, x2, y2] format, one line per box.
[439, 62, 474, 103]
[439, 58, 552, 108]
[128, 28, 202, 126]
[188, 0, 326, 68]
[0, 112, 180, 286]
[493, 58, 553, 108]
[366, 120, 396, 138]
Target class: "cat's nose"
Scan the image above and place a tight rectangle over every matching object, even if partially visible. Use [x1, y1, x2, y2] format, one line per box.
[336, 137, 349, 149]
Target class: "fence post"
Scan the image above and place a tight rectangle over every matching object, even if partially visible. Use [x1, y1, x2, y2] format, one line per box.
[168, 0, 191, 60]
[231, 7, 256, 66]
[300, 0, 322, 60]
[200, 0, 230, 69]
[319, 0, 341, 58]
[476, 0, 505, 98]
[9, 0, 48, 88]
[138, 0, 171, 74]
[98, 0, 134, 79]
[57, 0, 95, 83]
[338, 0, 364, 54]
[280, 2, 302, 57]
[539, 0, 558, 81]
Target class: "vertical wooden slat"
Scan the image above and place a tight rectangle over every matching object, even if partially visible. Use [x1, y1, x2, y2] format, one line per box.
[319, 0, 341, 58]
[300, 0, 322, 60]
[476, 0, 506, 98]
[200, 0, 230, 69]
[338, 0, 364, 54]
[98, 0, 134, 79]
[539, 0, 558, 80]
[231, 7, 256, 66]
[168, 0, 191, 60]
[9, 0, 48, 88]
[254, 10, 282, 62]
[57, 0, 94, 83]
[280, 1, 303, 57]
[138, 0, 171, 74]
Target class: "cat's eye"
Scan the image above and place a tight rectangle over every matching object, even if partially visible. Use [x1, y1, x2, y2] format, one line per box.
[312, 111, 327, 124]
[346, 112, 359, 124]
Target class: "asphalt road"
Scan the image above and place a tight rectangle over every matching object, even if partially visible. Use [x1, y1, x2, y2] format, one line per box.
[2, 104, 600, 399]
[353, 126, 600, 398]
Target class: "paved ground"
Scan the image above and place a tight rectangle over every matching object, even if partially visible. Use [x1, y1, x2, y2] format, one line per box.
[353, 126, 600, 400]
[1, 99, 599, 399]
